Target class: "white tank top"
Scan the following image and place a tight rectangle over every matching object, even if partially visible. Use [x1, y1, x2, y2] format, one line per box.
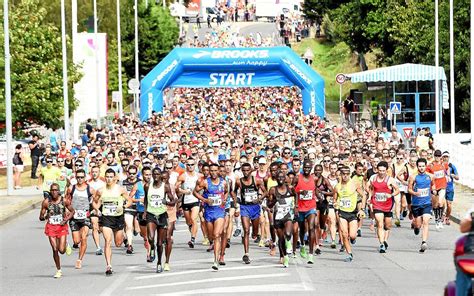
[89, 179, 105, 191]
[183, 172, 199, 204]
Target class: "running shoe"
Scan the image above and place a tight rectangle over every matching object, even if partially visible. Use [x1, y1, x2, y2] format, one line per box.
[66, 244, 72, 256]
[435, 221, 440, 230]
[330, 241, 336, 249]
[300, 246, 308, 258]
[206, 243, 214, 252]
[414, 227, 420, 235]
[233, 229, 242, 237]
[163, 263, 170, 271]
[188, 240, 195, 249]
[149, 249, 156, 263]
[126, 245, 133, 254]
[258, 240, 265, 247]
[72, 243, 79, 249]
[291, 252, 297, 258]
[105, 266, 113, 276]
[75, 259, 82, 269]
[394, 219, 401, 227]
[379, 244, 386, 253]
[156, 264, 163, 273]
[339, 245, 345, 253]
[419, 242, 428, 253]
[254, 235, 261, 244]
[315, 248, 321, 255]
[285, 240, 293, 255]
[270, 244, 276, 256]
[357, 229, 362, 237]
[133, 230, 139, 236]
[445, 218, 451, 225]
[219, 258, 226, 266]
[202, 238, 210, 246]
[383, 241, 389, 250]
[283, 255, 289, 268]
[307, 254, 314, 264]
[95, 248, 103, 256]
[350, 238, 356, 245]
[402, 210, 408, 218]
[344, 253, 353, 262]
[242, 254, 251, 264]
[124, 238, 129, 248]
[54, 270, 62, 279]
[212, 261, 219, 271]
[226, 242, 230, 248]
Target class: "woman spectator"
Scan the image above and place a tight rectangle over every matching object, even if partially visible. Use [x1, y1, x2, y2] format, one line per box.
[13, 144, 25, 189]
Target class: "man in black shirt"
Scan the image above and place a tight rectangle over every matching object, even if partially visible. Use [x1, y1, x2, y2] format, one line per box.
[28, 136, 42, 179]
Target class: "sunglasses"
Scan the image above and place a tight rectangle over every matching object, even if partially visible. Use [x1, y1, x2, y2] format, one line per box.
[165, 167, 173, 170]
[187, 163, 195, 166]
[50, 188, 59, 192]
[76, 176, 85, 179]
[46, 161, 53, 163]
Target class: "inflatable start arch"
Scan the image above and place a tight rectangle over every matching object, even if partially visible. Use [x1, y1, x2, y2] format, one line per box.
[139, 47, 325, 121]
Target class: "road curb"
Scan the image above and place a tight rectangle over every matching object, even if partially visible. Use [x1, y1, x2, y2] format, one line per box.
[0, 197, 43, 226]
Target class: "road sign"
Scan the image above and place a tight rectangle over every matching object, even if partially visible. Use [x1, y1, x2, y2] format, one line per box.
[403, 127, 413, 138]
[335, 73, 347, 85]
[112, 91, 122, 103]
[128, 78, 140, 91]
[390, 102, 402, 114]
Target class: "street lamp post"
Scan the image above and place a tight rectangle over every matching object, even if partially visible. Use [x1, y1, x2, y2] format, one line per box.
[4, 0, 14, 195]
[435, 0, 440, 134]
[117, 0, 123, 118]
[449, 0, 455, 134]
[134, 0, 139, 115]
[94, 0, 101, 128]
[61, 0, 70, 141]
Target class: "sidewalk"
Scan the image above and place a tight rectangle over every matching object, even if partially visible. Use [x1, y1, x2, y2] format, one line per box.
[0, 186, 42, 225]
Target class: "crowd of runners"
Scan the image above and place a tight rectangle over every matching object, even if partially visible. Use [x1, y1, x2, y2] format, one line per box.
[35, 85, 460, 278]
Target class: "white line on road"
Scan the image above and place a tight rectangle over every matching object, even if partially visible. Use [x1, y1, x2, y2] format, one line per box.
[127, 273, 286, 290]
[134, 264, 281, 280]
[157, 283, 312, 295]
[127, 256, 273, 269]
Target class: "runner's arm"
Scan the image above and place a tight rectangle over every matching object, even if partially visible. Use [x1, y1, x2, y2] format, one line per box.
[39, 199, 49, 221]
[122, 187, 132, 208]
[165, 183, 176, 206]
[193, 180, 210, 204]
[407, 176, 419, 196]
[128, 183, 139, 202]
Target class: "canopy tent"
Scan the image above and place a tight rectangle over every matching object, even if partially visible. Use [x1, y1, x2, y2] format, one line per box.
[345, 63, 449, 106]
[139, 46, 325, 121]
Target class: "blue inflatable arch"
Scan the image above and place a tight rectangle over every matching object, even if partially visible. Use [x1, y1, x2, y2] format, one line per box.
[139, 46, 325, 121]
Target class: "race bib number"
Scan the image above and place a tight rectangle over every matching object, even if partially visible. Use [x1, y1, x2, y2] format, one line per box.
[434, 170, 445, 179]
[150, 194, 164, 207]
[339, 199, 352, 209]
[300, 190, 313, 201]
[397, 180, 408, 192]
[74, 210, 88, 220]
[208, 194, 222, 206]
[374, 193, 387, 202]
[244, 191, 258, 203]
[275, 204, 290, 220]
[103, 201, 118, 215]
[417, 188, 430, 197]
[49, 214, 63, 225]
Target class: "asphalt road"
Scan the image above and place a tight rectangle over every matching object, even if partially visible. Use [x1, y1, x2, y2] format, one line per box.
[0, 207, 461, 296]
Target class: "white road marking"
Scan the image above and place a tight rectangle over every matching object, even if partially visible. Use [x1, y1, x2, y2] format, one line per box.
[99, 268, 131, 296]
[128, 256, 273, 269]
[157, 283, 312, 295]
[127, 273, 286, 290]
[134, 264, 281, 280]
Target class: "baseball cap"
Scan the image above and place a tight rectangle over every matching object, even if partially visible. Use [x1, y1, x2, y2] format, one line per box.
[434, 149, 442, 157]
[258, 157, 267, 164]
[442, 151, 450, 157]
[218, 154, 227, 161]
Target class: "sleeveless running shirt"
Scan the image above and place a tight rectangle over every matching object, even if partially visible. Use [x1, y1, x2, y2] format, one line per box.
[71, 185, 92, 220]
[274, 186, 295, 221]
[240, 177, 259, 205]
[203, 177, 225, 208]
[135, 181, 146, 213]
[147, 181, 167, 216]
[295, 174, 316, 212]
[370, 175, 393, 212]
[182, 172, 199, 204]
[335, 180, 358, 213]
[47, 197, 66, 225]
[413, 173, 432, 206]
[101, 185, 124, 217]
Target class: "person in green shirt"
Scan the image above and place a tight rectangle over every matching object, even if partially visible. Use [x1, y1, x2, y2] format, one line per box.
[38, 157, 62, 199]
[370, 97, 379, 128]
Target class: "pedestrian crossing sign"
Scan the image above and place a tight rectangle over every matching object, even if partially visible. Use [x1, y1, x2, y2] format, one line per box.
[390, 102, 401, 114]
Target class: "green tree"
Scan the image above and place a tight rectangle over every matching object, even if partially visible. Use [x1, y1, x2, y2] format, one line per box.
[0, 0, 82, 130]
[123, 2, 179, 79]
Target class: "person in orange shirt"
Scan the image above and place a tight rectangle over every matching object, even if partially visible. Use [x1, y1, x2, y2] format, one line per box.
[426, 150, 447, 230]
